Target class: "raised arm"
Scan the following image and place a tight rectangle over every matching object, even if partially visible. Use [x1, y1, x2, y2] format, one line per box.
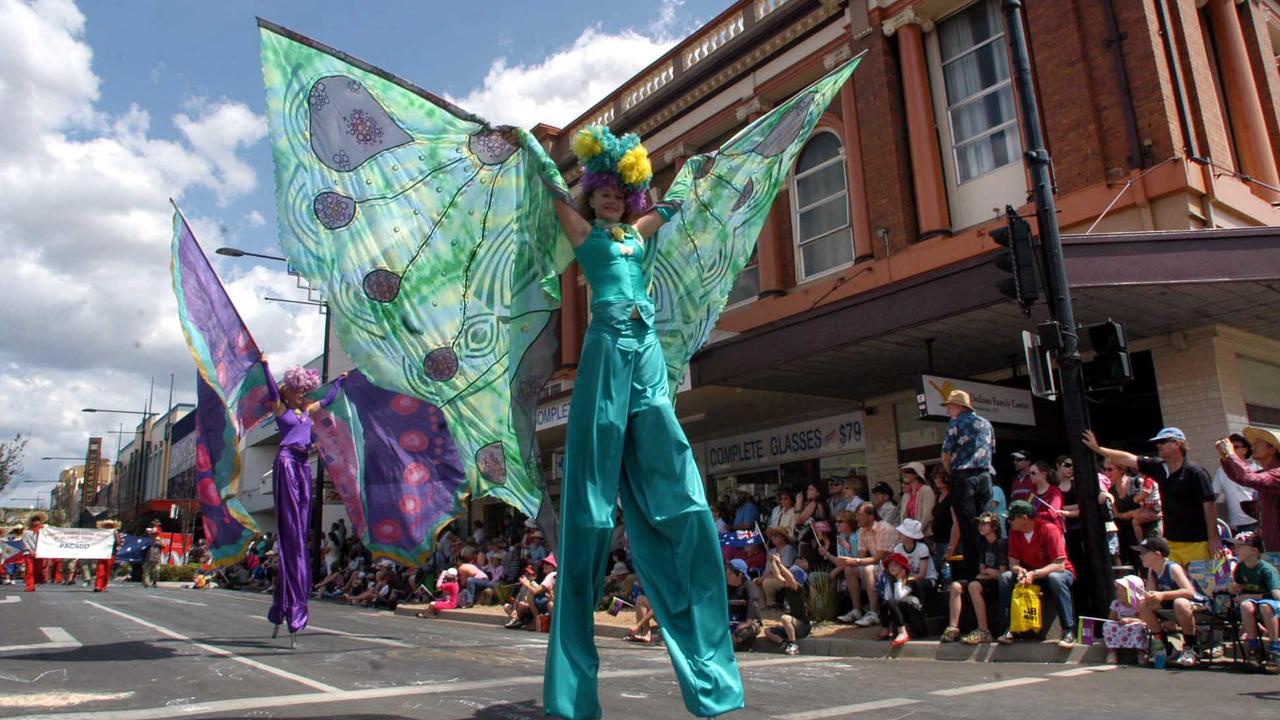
[1082, 430, 1140, 471]
[260, 354, 283, 414]
[507, 127, 590, 245]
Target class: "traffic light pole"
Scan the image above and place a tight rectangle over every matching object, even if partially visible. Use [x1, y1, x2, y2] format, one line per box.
[1004, 0, 1112, 615]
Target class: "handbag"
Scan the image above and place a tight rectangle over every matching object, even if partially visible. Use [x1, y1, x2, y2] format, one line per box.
[1009, 584, 1043, 634]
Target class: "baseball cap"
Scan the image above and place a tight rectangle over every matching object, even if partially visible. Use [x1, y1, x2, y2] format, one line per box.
[1007, 500, 1035, 519]
[1229, 531, 1263, 550]
[1149, 427, 1187, 443]
[1132, 536, 1171, 556]
[728, 558, 749, 576]
[788, 564, 808, 585]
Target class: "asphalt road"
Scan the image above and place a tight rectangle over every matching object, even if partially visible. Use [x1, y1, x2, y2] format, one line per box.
[1, 582, 1276, 719]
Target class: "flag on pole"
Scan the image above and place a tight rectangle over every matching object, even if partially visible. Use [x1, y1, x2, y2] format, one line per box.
[718, 529, 764, 548]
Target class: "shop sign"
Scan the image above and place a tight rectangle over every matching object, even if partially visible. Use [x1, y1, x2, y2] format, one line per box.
[916, 374, 1036, 426]
[705, 412, 866, 473]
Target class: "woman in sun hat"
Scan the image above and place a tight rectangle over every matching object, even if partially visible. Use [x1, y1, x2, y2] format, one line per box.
[1217, 426, 1280, 552]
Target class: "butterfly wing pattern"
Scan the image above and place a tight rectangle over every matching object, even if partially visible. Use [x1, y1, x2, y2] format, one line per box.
[259, 21, 572, 539]
[644, 58, 861, 400]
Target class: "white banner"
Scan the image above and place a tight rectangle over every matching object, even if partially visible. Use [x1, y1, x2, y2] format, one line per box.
[705, 411, 867, 474]
[917, 374, 1036, 426]
[35, 527, 115, 559]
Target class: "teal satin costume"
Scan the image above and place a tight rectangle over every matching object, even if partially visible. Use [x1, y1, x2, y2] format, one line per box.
[543, 222, 744, 719]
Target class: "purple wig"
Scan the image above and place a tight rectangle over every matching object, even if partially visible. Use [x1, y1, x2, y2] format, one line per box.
[281, 365, 321, 395]
[581, 170, 651, 217]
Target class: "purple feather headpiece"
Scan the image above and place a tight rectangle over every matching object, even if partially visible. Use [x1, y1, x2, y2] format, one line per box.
[579, 170, 652, 216]
[281, 365, 321, 395]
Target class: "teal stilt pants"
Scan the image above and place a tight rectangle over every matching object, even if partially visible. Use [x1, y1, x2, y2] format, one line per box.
[543, 314, 744, 719]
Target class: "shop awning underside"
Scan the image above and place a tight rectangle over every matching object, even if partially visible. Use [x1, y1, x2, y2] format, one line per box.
[691, 227, 1280, 400]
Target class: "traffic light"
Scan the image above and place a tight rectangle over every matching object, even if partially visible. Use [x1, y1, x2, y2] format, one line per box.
[991, 205, 1040, 309]
[1084, 319, 1133, 389]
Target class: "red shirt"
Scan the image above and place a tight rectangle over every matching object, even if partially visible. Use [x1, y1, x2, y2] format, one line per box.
[1008, 519, 1074, 576]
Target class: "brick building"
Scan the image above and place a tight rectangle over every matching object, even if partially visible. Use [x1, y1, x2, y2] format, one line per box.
[527, 0, 1280, 504]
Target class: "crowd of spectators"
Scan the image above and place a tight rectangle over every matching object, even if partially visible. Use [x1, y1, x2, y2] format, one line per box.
[713, 390, 1279, 669]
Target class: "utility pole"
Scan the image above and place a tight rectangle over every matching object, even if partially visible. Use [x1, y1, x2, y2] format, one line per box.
[1003, 0, 1112, 614]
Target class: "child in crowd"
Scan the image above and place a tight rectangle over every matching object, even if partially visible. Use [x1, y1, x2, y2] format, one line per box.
[1134, 536, 1209, 668]
[1229, 531, 1280, 667]
[763, 554, 809, 656]
[1103, 575, 1150, 663]
[878, 552, 924, 647]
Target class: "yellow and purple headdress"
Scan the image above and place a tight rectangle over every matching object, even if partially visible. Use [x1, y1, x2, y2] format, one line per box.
[572, 125, 653, 216]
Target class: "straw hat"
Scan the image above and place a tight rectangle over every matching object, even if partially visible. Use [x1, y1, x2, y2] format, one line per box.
[765, 526, 794, 543]
[97, 519, 120, 529]
[1243, 426, 1280, 453]
[28, 512, 46, 526]
[942, 390, 972, 409]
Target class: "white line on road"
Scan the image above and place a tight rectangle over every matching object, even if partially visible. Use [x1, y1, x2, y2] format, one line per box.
[1049, 665, 1118, 678]
[930, 676, 1048, 696]
[6, 654, 844, 720]
[247, 615, 410, 647]
[0, 627, 81, 653]
[0, 595, 20, 603]
[772, 697, 920, 720]
[84, 601, 340, 693]
[141, 595, 207, 607]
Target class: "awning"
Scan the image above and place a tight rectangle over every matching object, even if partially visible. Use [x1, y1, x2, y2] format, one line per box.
[691, 227, 1280, 399]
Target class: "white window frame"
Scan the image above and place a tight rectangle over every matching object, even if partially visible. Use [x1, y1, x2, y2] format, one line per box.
[790, 129, 854, 283]
[927, 0, 1027, 230]
[939, 15, 1019, 185]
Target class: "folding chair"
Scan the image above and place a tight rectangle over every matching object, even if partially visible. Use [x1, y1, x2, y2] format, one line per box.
[1184, 560, 1244, 666]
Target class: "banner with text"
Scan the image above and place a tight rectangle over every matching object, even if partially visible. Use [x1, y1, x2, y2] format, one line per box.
[35, 526, 115, 560]
[917, 374, 1036, 426]
[705, 412, 866, 474]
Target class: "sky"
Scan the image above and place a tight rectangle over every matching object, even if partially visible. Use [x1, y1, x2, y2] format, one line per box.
[0, 0, 731, 507]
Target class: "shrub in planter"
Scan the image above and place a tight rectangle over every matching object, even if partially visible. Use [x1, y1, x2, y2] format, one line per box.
[155, 564, 199, 582]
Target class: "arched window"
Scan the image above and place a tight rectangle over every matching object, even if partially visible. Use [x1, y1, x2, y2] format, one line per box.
[792, 131, 853, 281]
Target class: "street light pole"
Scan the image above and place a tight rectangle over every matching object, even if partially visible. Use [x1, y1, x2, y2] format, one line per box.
[1003, 0, 1111, 615]
[84, 408, 158, 530]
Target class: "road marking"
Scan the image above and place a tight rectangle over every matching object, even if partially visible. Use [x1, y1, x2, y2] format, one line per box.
[7, 655, 843, 720]
[0, 595, 20, 603]
[85, 601, 340, 693]
[0, 627, 81, 653]
[142, 595, 207, 607]
[1049, 665, 1118, 678]
[772, 697, 920, 720]
[930, 676, 1048, 696]
[247, 616, 410, 647]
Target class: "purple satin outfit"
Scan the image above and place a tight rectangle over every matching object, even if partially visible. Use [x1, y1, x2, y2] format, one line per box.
[263, 364, 341, 634]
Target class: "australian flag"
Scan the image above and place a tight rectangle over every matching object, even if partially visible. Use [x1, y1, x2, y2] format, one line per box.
[719, 530, 763, 548]
[115, 534, 153, 563]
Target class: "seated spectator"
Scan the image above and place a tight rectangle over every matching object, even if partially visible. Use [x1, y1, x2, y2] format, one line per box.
[998, 500, 1076, 648]
[1102, 575, 1150, 663]
[505, 556, 556, 629]
[890, 518, 937, 593]
[623, 583, 656, 644]
[1133, 535, 1209, 667]
[347, 569, 385, 607]
[739, 539, 767, 575]
[758, 527, 798, 607]
[899, 463, 936, 538]
[769, 490, 798, 538]
[820, 511, 859, 606]
[870, 482, 901, 526]
[944, 511, 1007, 644]
[1228, 531, 1280, 666]
[762, 554, 809, 656]
[418, 567, 460, 616]
[601, 549, 634, 605]
[726, 559, 763, 652]
[712, 505, 728, 534]
[457, 548, 490, 607]
[827, 503, 894, 627]
[527, 531, 549, 564]
[878, 552, 923, 647]
[839, 475, 867, 515]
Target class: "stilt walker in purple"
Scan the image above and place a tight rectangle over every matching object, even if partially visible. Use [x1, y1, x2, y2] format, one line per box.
[261, 357, 344, 646]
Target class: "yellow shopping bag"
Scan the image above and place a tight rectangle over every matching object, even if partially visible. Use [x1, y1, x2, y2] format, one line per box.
[1009, 584, 1042, 634]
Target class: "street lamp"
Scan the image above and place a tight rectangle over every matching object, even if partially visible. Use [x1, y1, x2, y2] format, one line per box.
[82, 408, 156, 416]
[216, 247, 287, 262]
[41, 456, 82, 461]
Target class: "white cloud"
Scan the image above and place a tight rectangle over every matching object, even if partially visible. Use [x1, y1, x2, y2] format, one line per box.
[0, 0, 318, 494]
[446, 10, 685, 128]
[245, 210, 266, 227]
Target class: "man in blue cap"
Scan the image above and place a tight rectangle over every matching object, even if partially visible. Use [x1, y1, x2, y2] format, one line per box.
[1084, 427, 1219, 565]
[725, 558, 762, 650]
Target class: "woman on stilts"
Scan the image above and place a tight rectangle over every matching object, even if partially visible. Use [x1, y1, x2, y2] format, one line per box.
[261, 356, 344, 646]
[519, 126, 743, 720]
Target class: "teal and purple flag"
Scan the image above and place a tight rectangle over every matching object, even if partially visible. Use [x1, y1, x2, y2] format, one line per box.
[171, 208, 272, 568]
